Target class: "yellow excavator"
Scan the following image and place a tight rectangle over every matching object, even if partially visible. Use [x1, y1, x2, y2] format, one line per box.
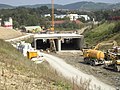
[83, 40, 117, 66]
[104, 46, 120, 72]
[83, 40, 120, 71]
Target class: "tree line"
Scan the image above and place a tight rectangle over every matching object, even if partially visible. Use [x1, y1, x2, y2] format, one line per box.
[0, 6, 120, 29]
[0, 6, 62, 29]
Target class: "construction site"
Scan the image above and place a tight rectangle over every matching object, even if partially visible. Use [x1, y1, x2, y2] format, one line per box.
[14, 5, 120, 88]
[0, 0, 120, 90]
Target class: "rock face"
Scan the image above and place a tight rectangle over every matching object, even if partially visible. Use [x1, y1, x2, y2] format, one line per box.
[0, 27, 23, 40]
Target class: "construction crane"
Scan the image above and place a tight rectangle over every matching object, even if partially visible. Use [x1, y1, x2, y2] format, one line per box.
[93, 40, 118, 50]
[51, 0, 54, 31]
[49, 0, 56, 52]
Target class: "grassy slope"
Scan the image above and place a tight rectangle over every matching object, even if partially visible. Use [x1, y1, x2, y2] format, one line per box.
[0, 39, 71, 90]
[84, 22, 120, 46]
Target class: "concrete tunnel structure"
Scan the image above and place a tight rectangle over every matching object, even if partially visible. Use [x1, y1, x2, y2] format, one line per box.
[34, 34, 84, 51]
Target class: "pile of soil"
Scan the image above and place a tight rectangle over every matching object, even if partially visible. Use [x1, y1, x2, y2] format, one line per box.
[0, 27, 23, 40]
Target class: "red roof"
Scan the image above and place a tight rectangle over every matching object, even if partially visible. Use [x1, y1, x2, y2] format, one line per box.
[72, 20, 81, 24]
[54, 20, 65, 24]
[51, 20, 82, 25]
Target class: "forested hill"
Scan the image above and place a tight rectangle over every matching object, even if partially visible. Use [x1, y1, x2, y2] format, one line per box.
[21, 4, 62, 9]
[0, 4, 13, 9]
[0, 1, 120, 10]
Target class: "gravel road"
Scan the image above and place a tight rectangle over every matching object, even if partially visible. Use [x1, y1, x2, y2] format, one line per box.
[52, 52, 120, 89]
[40, 52, 115, 90]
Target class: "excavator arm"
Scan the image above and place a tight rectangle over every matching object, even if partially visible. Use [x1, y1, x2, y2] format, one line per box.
[93, 40, 118, 50]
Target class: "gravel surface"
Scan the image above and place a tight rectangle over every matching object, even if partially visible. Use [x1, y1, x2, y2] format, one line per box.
[51, 52, 120, 89]
[41, 52, 115, 90]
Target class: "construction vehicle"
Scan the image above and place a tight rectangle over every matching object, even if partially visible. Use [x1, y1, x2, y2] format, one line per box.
[104, 46, 120, 71]
[83, 40, 117, 66]
[83, 49, 105, 66]
[27, 50, 38, 59]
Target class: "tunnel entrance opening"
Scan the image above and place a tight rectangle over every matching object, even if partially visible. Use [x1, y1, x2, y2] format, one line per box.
[34, 33, 84, 52]
[36, 39, 50, 50]
[35, 38, 81, 51]
[61, 38, 81, 50]
[36, 39, 58, 50]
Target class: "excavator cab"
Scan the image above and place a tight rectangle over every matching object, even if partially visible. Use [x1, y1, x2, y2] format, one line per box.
[104, 46, 120, 72]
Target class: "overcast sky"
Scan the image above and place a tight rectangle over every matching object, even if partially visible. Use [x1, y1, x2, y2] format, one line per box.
[0, 0, 120, 6]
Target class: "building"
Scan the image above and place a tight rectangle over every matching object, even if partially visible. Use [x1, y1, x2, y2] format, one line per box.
[55, 14, 66, 19]
[24, 26, 42, 32]
[79, 15, 90, 21]
[4, 17, 13, 29]
[44, 14, 51, 17]
[67, 14, 90, 21]
[44, 13, 90, 21]
[67, 14, 79, 21]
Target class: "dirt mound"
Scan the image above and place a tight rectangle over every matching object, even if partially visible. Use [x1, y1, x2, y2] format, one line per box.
[0, 27, 23, 40]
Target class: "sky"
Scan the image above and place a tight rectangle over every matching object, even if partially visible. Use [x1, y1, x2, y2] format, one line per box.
[0, 0, 120, 6]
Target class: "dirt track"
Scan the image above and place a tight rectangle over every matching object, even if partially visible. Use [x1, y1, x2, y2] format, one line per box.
[51, 52, 120, 89]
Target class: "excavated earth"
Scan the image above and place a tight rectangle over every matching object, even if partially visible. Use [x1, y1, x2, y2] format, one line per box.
[0, 27, 24, 40]
[51, 52, 120, 89]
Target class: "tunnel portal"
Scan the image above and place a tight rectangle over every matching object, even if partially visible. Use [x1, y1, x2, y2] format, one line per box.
[34, 34, 84, 51]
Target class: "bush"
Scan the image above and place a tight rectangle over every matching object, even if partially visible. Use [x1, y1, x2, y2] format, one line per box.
[84, 22, 115, 45]
[112, 21, 120, 33]
[55, 21, 83, 30]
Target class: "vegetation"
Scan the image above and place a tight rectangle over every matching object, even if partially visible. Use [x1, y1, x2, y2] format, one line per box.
[1, 4, 120, 31]
[0, 6, 53, 28]
[93, 9, 120, 21]
[1, 2, 120, 10]
[0, 6, 82, 30]
[0, 39, 92, 90]
[0, 39, 72, 89]
[55, 21, 84, 31]
[84, 21, 120, 46]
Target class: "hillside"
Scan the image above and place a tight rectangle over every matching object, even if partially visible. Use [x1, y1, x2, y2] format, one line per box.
[0, 27, 23, 40]
[109, 3, 120, 9]
[21, 4, 62, 9]
[84, 21, 120, 46]
[60, 1, 110, 10]
[0, 39, 71, 89]
[21, 2, 120, 10]
[0, 4, 14, 9]
[0, 2, 120, 11]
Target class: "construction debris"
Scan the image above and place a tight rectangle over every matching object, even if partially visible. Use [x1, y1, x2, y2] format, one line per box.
[16, 41, 45, 64]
